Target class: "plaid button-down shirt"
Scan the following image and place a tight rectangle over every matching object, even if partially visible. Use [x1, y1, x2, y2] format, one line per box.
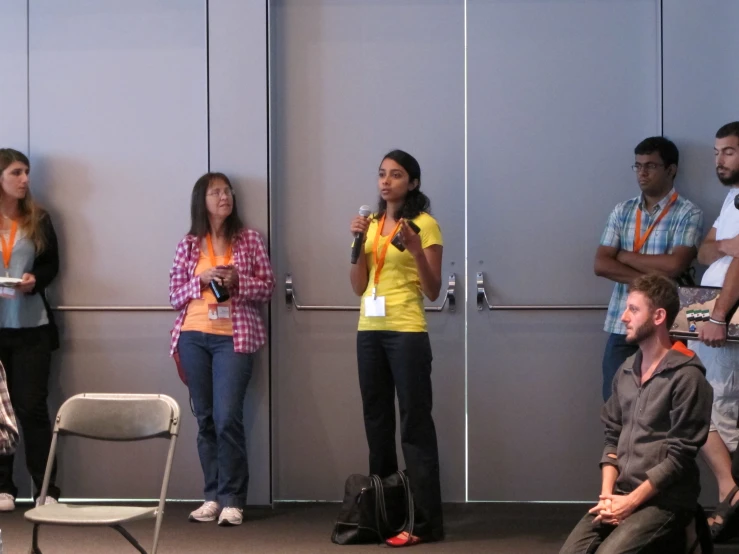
[169, 229, 275, 354]
[600, 190, 703, 334]
[0, 363, 18, 455]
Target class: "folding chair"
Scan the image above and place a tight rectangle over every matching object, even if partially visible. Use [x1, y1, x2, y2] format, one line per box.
[24, 393, 181, 554]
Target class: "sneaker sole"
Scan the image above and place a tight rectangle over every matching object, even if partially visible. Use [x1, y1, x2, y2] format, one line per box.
[189, 514, 218, 522]
[217, 518, 242, 527]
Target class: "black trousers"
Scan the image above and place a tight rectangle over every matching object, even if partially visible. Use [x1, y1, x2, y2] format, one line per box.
[356, 330, 443, 541]
[0, 327, 59, 500]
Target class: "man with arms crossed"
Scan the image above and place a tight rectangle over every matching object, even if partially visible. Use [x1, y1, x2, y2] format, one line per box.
[692, 122, 739, 541]
[561, 274, 712, 553]
[595, 137, 703, 400]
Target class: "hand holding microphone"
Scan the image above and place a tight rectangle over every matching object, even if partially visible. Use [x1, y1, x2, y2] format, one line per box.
[199, 265, 233, 302]
[350, 205, 372, 264]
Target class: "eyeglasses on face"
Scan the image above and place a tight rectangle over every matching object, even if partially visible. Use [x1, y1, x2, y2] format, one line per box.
[206, 188, 234, 198]
[631, 163, 665, 173]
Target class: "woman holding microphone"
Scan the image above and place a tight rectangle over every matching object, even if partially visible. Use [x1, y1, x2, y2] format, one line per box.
[349, 150, 444, 546]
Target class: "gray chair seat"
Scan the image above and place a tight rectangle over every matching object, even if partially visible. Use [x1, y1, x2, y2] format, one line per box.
[25, 504, 157, 526]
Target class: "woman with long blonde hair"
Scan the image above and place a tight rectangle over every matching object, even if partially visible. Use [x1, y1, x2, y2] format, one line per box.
[0, 148, 61, 511]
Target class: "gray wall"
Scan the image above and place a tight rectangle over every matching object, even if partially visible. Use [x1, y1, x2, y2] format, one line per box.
[0, 0, 270, 504]
[465, 0, 660, 501]
[0, 0, 33, 499]
[208, 0, 271, 507]
[269, 0, 465, 501]
[0, 0, 735, 504]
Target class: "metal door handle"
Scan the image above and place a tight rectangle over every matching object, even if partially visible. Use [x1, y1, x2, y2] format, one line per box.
[285, 273, 456, 313]
[476, 272, 607, 311]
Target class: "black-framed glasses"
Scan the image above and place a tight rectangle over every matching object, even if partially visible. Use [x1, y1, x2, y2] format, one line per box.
[631, 163, 665, 173]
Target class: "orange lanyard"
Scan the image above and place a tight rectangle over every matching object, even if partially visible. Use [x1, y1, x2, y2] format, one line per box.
[371, 214, 402, 297]
[205, 234, 232, 267]
[0, 220, 17, 276]
[633, 192, 678, 253]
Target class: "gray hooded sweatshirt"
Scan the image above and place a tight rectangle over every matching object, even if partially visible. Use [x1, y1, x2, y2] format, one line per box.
[600, 342, 713, 512]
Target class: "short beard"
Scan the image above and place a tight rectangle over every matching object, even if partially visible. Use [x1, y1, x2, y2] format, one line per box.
[718, 167, 739, 186]
[626, 319, 657, 344]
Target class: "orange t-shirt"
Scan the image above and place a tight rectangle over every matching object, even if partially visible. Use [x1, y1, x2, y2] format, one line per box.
[180, 253, 234, 336]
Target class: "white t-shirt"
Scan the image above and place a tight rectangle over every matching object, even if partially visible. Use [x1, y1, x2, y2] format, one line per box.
[702, 187, 739, 287]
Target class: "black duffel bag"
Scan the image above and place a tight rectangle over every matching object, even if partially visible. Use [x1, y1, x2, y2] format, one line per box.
[331, 470, 414, 545]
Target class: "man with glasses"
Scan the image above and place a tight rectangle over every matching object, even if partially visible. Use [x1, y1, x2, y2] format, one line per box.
[595, 137, 703, 401]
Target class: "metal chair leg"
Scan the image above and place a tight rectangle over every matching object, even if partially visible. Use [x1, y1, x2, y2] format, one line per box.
[111, 525, 148, 554]
[28, 523, 42, 554]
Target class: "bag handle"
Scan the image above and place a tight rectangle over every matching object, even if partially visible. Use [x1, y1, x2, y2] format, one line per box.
[372, 471, 415, 542]
[398, 471, 415, 543]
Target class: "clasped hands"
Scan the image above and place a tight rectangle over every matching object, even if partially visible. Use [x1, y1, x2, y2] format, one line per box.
[588, 494, 637, 526]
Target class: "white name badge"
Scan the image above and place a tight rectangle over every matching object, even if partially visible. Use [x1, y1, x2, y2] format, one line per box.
[364, 296, 386, 317]
[208, 303, 231, 320]
[0, 287, 16, 299]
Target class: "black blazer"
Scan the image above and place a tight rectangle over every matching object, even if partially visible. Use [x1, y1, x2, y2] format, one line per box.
[29, 212, 60, 350]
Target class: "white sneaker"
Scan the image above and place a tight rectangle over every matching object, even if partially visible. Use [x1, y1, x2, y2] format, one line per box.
[189, 501, 221, 522]
[218, 507, 243, 526]
[0, 493, 14, 512]
[35, 496, 58, 507]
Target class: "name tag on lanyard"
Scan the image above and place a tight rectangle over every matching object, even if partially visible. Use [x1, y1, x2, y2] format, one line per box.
[0, 287, 15, 299]
[0, 221, 18, 298]
[208, 303, 231, 320]
[365, 215, 402, 317]
[364, 295, 386, 317]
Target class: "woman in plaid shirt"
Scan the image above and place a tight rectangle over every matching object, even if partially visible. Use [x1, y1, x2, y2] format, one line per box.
[169, 172, 275, 527]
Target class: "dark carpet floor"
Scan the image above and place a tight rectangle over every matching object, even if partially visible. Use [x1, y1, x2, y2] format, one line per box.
[1, 502, 739, 553]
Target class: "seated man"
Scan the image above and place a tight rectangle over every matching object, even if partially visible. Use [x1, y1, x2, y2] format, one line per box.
[560, 274, 712, 554]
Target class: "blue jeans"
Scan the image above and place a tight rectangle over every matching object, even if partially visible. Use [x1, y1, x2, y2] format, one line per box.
[601, 333, 638, 401]
[177, 331, 254, 508]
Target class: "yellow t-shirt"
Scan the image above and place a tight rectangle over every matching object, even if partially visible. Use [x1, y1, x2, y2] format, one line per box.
[357, 212, 443, 332]
[181, 253, 234, 336]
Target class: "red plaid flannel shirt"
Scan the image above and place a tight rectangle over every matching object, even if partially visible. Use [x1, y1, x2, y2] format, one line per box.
[169, 229, 275, 355]
[0, 363, 18, 455]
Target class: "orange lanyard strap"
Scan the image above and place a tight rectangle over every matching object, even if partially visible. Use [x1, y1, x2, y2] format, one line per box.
[205, 234, 232, 268]
[0, 220, 18, 272]
[371, 214, 402, 296]
[633, 192, 678, 253]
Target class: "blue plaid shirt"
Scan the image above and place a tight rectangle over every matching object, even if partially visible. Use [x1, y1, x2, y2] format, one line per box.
[601, 190, 703, 334]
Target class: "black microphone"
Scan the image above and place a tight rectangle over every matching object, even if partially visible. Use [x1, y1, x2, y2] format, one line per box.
[209, 279, 230, 303]
[351, 205, 372, 264]
[734, 193, 739, 210]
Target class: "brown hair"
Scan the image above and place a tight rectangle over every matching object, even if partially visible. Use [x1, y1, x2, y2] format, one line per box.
[0, 149, 47, 253]
[188, 172, 243, 240]
[628, 274, 680, 328]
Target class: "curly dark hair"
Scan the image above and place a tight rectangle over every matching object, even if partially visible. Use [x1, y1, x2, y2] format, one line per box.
[376, 149, 431, 220]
